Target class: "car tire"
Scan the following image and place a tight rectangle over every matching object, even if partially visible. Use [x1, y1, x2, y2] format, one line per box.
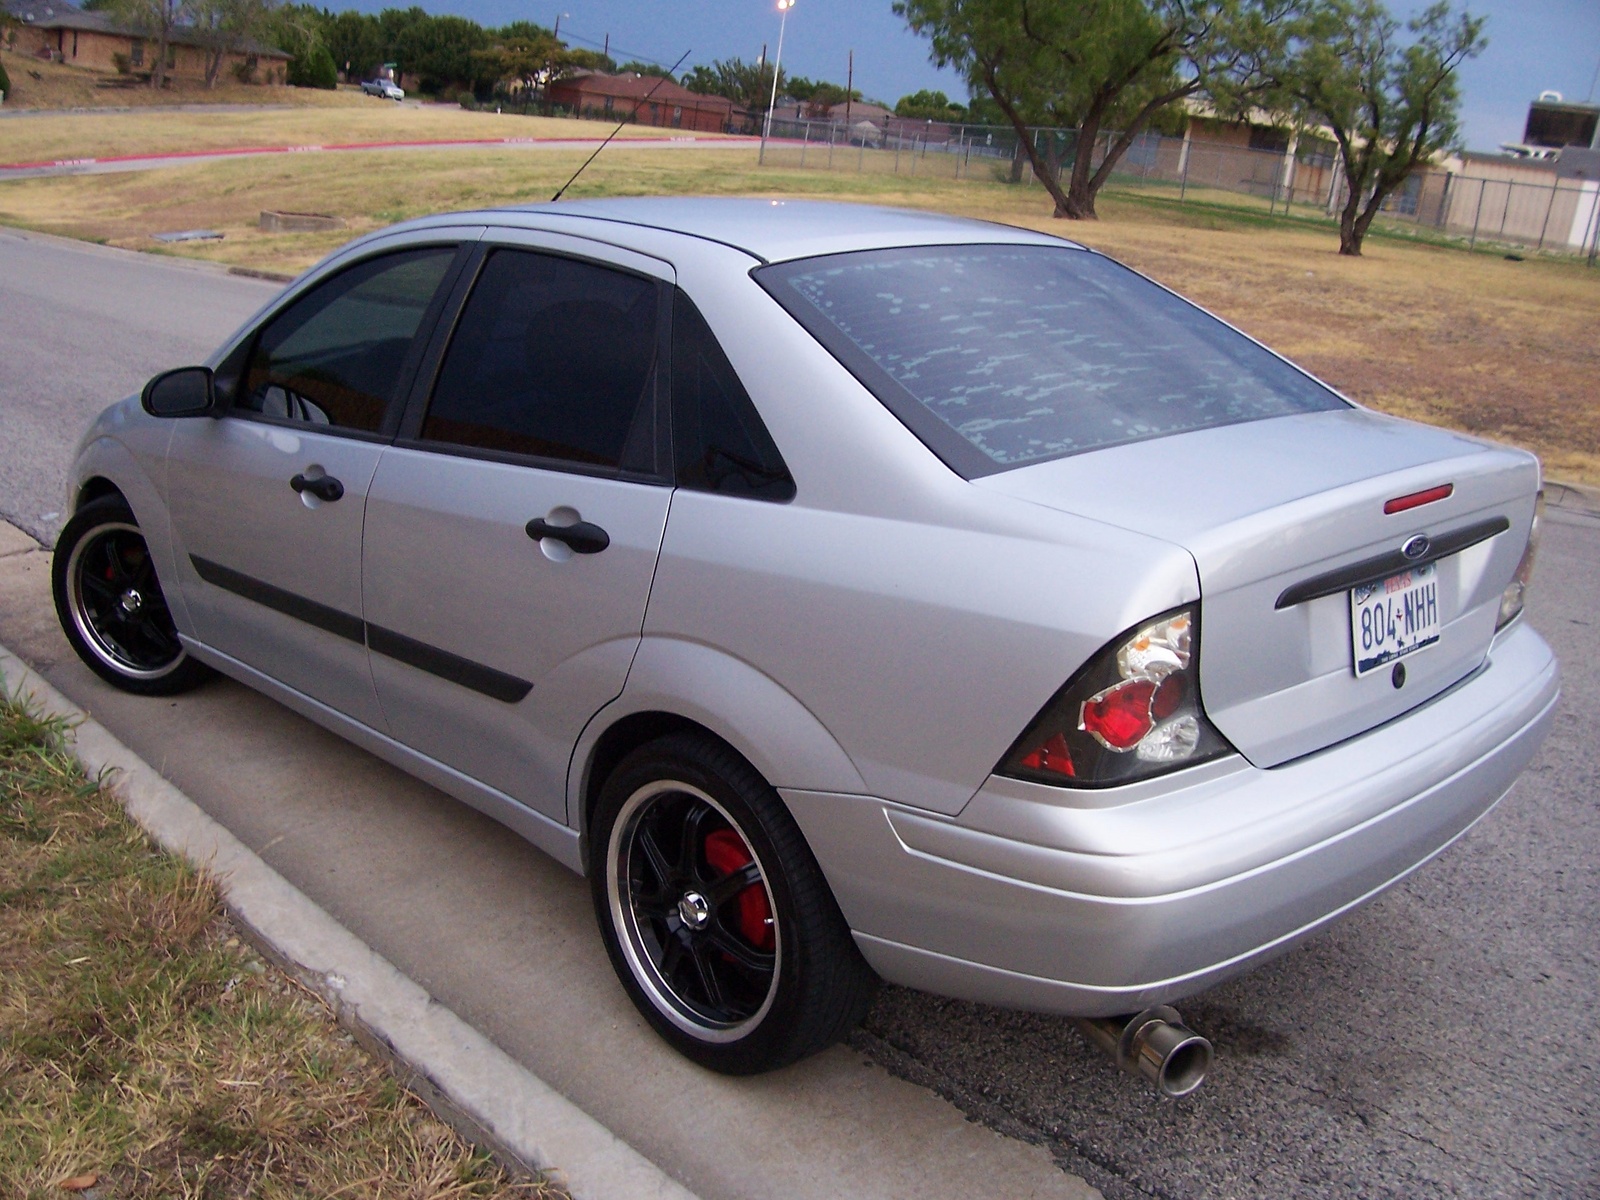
[590, 731, 878, 1074]
[52, 496, 212, 696]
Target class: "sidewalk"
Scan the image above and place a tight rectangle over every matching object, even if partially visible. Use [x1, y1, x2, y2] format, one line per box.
[0, 519, 1097, 1200]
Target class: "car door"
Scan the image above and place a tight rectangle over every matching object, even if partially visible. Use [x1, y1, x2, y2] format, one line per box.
[165, 235, 473, 729]
[360, 232, 675, 821]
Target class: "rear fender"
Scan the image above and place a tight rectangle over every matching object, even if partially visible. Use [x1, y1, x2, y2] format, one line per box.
[567, 636, 867, 837]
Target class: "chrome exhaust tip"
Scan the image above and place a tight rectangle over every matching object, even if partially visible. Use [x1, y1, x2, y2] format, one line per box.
[1074, 1005, 1213, 1097]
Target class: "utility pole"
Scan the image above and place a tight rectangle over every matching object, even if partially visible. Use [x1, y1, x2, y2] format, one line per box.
[758, 42, 769, 161]
[845, 49, 852, 128]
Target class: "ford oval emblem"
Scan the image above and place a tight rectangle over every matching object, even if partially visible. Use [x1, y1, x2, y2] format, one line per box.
[1401, 534, 1431, 561]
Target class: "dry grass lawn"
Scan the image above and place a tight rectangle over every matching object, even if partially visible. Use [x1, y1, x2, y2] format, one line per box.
[0, 47, 367, 113]
[0, 87, 709, 165]
[0, 129, 1595, 487]
[0, 691, 563, 1198]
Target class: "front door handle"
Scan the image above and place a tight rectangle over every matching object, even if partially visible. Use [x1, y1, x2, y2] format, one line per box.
[290, 473, 344, 502]
[525, 518, 610, 554]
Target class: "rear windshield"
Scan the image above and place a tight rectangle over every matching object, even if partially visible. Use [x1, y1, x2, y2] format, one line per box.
[756, 245, 1347, 477]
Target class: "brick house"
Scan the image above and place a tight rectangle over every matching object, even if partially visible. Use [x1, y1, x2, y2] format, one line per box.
[546, 71, 735, 133]
[2, 0, 290, 82]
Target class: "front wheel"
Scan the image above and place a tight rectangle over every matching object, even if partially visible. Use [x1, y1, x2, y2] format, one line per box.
[52, 496, 212, 696]
[590, 732, 877, 1074]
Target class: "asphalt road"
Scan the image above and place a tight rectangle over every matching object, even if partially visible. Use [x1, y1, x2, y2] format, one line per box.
[2, 227, 1596, 1199]
[0, 228, 279, 545]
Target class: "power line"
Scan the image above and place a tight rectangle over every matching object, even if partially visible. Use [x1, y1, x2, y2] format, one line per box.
[557, 26, 697, 73]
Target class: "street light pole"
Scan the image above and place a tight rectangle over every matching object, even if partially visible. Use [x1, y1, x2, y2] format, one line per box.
[763, 0, 793, 145]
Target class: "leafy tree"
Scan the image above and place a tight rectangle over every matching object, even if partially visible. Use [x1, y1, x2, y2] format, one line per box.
[289, 39, 336, 87]
[1267, 0, 1483, 255]
[682, 57, 782, 110]
[784, 75, 861, 113]
[618, 59, 675, 78]
[807, 82, 859, 114]
[260, 3, 332, 87]
[492, 20, 553, 43]
[475, 28, 609, 94]
[475, 29, 561, 91]
[897, 0, 1292, 219]
[895, 88, 967, 119]
[393, 13, 489, 94]
[322, 9, 384, 81]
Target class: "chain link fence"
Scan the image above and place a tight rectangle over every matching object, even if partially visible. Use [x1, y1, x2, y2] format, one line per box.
[756, 115, 1600, 263]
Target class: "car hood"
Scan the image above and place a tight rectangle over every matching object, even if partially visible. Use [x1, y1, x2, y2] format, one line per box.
[976, 408, 1540, 766]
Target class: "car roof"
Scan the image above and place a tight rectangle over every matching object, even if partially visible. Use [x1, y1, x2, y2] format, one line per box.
[414, 198, 1083, 264]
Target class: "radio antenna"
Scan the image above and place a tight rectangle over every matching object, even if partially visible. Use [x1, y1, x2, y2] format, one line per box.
[551, 49, 693, 202]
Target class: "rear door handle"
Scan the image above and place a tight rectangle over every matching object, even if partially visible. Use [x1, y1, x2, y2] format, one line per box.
[290, 473, 345, 502]
[525, 518, 610, 554]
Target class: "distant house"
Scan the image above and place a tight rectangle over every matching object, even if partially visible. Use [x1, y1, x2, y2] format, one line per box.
[546, 71, 735, 134]
[1, 0, 290, 82]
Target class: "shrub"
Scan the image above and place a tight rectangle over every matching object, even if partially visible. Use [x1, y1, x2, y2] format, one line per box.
[288, 42, 337, 90]
[0, 56, 10, 99]
[232, 59, 256, 84]
[457, 90, 476, 110]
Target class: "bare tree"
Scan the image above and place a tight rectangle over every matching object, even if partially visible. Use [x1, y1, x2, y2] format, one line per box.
[190, 0, 275, 87]
[105, 0, 190, 88]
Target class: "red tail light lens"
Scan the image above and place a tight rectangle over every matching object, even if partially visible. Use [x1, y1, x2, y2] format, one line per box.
[999, 607, 1235, 788]
[1080, 679, 1158, 749]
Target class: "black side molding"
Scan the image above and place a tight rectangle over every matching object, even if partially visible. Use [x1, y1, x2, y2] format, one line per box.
[366, 624, 532, 704]
[191, 555, 365, 643]
[1275, 516, 1511, 610]
[190, 555, 533, 703]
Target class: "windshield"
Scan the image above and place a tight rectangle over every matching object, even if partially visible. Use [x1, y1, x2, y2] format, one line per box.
[756, 244, 1348, 477]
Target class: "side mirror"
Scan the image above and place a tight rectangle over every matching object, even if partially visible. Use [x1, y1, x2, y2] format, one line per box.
[141, 366, 216, 418]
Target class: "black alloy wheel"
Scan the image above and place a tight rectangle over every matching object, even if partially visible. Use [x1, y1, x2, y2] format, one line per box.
[52, 496, 212, 696]
[591, 732, 878, 1074]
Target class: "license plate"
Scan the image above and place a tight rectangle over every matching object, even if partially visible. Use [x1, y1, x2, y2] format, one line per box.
[1350, 563, 1440, 676]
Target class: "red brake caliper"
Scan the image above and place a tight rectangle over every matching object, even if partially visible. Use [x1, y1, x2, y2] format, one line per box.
[703, 829, 774, 952]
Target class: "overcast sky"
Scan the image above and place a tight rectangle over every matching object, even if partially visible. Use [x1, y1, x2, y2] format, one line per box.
[351, 0, 1600, 152]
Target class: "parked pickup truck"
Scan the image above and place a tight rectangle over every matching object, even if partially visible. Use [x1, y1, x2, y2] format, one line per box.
[361, 79, 404, 101]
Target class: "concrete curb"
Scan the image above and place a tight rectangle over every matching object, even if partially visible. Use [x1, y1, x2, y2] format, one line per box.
[1546, 479, 1600, 517]
[0, 641, 701, 1200]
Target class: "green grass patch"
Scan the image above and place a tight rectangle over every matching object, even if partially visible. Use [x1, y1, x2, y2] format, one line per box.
[0, 685, 563, 1199]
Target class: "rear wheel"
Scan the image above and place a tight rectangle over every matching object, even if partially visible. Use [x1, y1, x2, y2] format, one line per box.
[590, 732, 877, 1074]
[52, 496, 212, 696]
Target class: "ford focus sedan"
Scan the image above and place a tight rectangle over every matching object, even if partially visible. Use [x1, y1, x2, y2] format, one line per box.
[53, 199, 1558, 1081]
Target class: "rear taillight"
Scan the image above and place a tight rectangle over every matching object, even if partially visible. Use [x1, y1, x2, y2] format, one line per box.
[999, 607, 1235, 788]
[1496, 490, 1544, 631]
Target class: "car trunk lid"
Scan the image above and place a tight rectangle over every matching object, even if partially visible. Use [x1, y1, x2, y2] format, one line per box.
[977, 409, 1539, 768]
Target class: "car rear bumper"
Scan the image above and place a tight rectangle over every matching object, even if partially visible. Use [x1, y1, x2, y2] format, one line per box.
[781, 620, 1559, 1017]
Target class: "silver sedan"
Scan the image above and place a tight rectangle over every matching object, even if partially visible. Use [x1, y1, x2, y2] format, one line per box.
[52, 199, 1558, 1089]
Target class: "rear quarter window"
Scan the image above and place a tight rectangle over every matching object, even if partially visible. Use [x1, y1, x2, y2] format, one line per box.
[756, 245, 1348, 477]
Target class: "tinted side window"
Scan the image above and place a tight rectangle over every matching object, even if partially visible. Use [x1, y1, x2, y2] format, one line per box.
[238, 248, 455, 433]
[671, 291, 794, 502]
[422, 249, 661, 472]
